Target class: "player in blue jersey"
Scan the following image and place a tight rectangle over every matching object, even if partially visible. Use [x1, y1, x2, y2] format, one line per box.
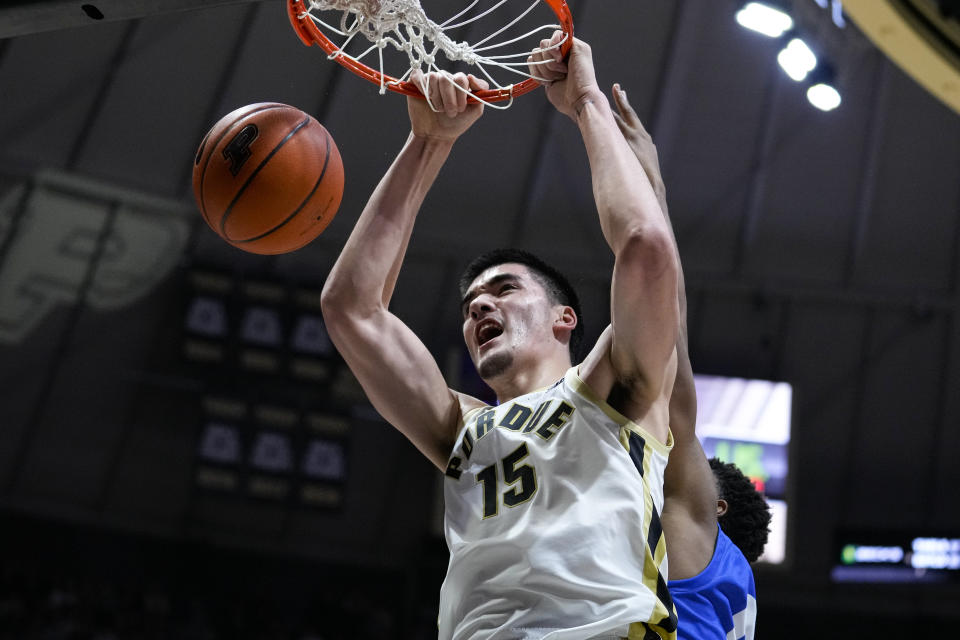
[612, 87, 772, 640]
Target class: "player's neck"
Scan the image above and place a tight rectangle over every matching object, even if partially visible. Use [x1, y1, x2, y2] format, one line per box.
[489, 354, 571, 404]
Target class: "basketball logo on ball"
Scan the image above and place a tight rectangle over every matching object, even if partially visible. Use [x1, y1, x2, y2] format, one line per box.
[192, 102, 344, 255]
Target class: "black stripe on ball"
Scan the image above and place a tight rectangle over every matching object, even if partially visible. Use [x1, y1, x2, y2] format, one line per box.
[198, 103, 286, 227]
[220, 115, 312, 240]
[235, 126, 333, 245]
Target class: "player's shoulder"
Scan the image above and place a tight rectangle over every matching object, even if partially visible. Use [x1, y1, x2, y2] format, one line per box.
[576, 325, 672, 444]
[452, 390, 491, 426]
[715, 527, 755, 573]
[576, 326, 620, 397]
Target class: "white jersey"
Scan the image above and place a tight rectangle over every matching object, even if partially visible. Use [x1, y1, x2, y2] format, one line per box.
[439, 367, 677, 640]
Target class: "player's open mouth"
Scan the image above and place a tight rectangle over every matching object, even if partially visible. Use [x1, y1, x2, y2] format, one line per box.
[476, 321, 503, 348]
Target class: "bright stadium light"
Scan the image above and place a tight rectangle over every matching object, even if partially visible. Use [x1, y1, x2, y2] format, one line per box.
[736, 2, 794, 38]
[777, 38, 817, 81]
[807, 82, 842, 111]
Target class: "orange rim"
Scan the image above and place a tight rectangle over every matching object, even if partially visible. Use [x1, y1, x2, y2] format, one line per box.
[287, 0, 574, 102]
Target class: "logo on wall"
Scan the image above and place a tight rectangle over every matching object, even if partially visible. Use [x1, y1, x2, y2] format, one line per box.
[0, 170, 190, 344]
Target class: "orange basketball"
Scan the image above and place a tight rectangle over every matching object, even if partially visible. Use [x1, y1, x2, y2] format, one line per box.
[192, 102, 344, 255]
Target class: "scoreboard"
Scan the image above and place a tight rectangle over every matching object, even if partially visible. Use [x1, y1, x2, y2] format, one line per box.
[833, 532, 960, 584]
[693, 374, 792, 565]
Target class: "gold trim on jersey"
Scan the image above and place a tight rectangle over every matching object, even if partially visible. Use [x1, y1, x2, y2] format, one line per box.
[460, 405, 488, 429]
[618, 410, 678, 639]
[567, 367, 673, 456]
[619, 426, 677, 640]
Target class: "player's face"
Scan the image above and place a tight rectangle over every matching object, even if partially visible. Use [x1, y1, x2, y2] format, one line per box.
[461, 263, 559, 380]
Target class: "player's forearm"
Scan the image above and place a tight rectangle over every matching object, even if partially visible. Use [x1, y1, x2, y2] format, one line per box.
[575, 90, 671, 256]
[652, 180, 690, 352]
[322, 132, 454, 314]
[643, 160, 688, 328]
[636, 149, 696, 442]
[625, 126, 689, 336]
[631, 134, 694, 426]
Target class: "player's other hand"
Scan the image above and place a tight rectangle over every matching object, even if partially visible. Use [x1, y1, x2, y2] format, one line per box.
[528, 33, 600, 120]
[612, 84, 664, 196]
[409, 70, 489, 142]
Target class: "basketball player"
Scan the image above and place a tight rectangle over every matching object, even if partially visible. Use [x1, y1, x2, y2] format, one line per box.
[612, 86, 772, 640]
[320, 34, 680, 640]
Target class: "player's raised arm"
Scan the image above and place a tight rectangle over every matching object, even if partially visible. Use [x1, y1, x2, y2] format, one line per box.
[530, 35, 679, 442]
[613, 85, 721, 578]
[321, 71, 489, 470]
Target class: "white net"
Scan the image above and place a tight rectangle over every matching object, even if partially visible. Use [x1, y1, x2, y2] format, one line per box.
[297, 0, 570, 108]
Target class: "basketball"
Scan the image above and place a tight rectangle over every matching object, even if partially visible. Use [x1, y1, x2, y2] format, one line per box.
[192, 102, 344, 255]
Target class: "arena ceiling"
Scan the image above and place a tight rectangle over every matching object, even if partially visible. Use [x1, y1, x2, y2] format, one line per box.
[1, 0, 959, 623]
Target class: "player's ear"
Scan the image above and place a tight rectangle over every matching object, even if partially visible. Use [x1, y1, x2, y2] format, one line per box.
[716, 498, 729, 517]
[554, 306, 577, 334]
[552, 306, 577, 345]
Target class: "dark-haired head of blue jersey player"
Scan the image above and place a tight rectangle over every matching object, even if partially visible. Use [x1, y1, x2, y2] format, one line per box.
[612, 87, 772, 640]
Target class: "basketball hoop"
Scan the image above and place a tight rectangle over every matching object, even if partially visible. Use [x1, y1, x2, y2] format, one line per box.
[287, 0, 574, 108]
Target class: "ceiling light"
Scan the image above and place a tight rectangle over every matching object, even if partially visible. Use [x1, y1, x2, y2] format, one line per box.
[777, 38, 817, 81]
[736, 2, 794, 38]
[807, 82, 841, 111]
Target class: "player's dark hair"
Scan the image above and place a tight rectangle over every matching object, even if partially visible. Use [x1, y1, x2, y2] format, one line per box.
[710, 457, 772, 563]
[459, 249, 583, 360]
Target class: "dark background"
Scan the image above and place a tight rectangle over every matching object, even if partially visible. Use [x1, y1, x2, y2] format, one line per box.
[1, 0, 959, 637]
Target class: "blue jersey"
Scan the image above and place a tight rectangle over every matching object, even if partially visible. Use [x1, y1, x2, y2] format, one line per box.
[668, 526, 757, 640]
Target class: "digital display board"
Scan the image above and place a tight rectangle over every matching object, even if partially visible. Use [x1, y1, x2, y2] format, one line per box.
[832, 532, 960, 583]
[693, 374, 792, 565]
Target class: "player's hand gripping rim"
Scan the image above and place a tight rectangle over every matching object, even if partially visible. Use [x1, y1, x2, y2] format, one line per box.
[413, 69, 489, 117]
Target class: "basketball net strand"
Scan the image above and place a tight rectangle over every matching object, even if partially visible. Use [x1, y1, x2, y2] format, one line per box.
[301, 0, 567, 109]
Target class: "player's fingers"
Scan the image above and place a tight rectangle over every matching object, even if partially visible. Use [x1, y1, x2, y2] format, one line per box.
[426, 71, 446, 113]
[547, 32, 565, 62]
[411, 69, 426, 94]
[413, 70, 439, 112]
[545, 59, 567, 74]
[612, 111, 627, 136]
[528, 51, 547, 68]
[438, 72, 460, 117]
[467, 74, 489, 93]
[612, 84, 631, 111]
[534, 39, 551, 65]
[550, 29, 564, 55]
[613, 84, 641, 127]
[530, 43, 548, 74]
[452, 72, 469, 113]
[538, 36, 562, 60]
[532, 49, 567, 75]
[528, 54, 557, 80]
